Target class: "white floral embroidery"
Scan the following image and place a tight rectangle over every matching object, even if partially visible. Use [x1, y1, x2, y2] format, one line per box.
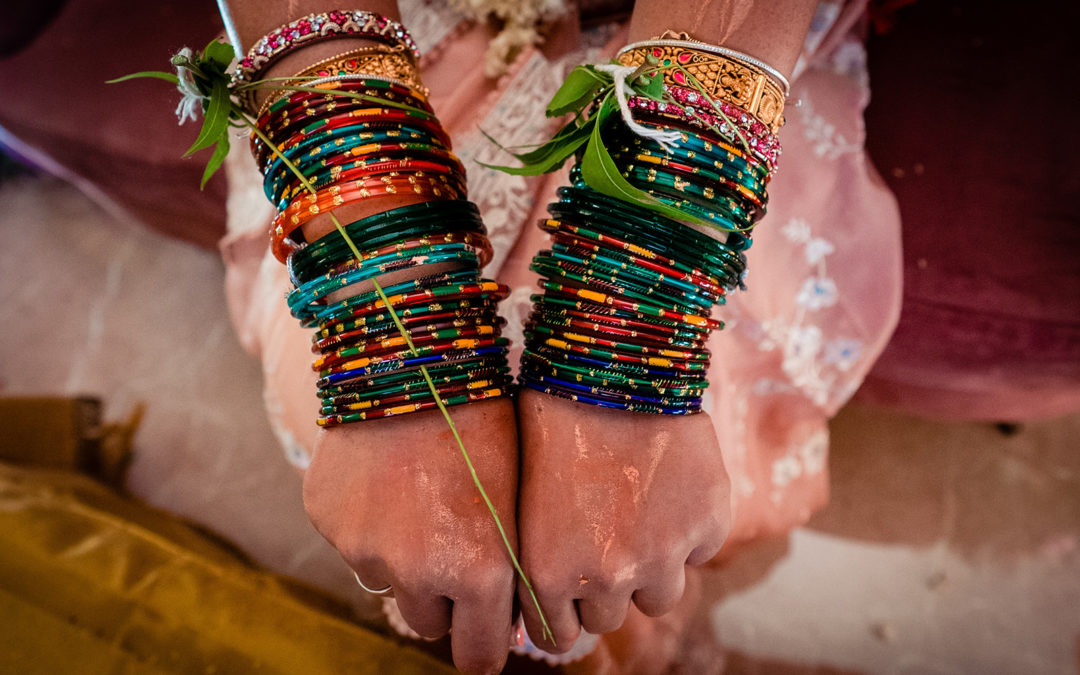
[781, 218, 812, 243]
[824, 338, 863, 372]
[827, 37, 870, 90]
[796, 276, 838, 310]
[457, 46, 601, 276]
[400, 0, 468, 53]
[804, 237, 835, 266]
[798, 429, 829, 475]
[772, 455, 802, 489]
[739, 214, 864, 408]
[782, 324, 825, 400]
[501, 284, 534, 353]
[797, 92, 861, 161]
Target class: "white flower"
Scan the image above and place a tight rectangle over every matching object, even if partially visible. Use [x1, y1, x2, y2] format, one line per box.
[824, 337, 863, 371]
[173, 47, 205, 126]
[804, 237, 835, 265]
[796, 276, 838, 310]
[781, 218, 811, 243]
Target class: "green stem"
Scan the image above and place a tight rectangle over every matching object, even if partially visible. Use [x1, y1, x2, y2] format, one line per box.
[241, 110, 555, 645]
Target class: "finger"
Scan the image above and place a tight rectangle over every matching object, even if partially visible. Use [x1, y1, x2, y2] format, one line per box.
[631, 564, 687, 617]
[393, 587, 453, 639]
[576, 592, 632, 635]
[686, 534, 725, 566]
[518, 578, 580, 654]
[449, 589, 514, 675]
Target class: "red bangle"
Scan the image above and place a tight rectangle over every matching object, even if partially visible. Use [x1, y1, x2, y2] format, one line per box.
[277, 158, 463, 206]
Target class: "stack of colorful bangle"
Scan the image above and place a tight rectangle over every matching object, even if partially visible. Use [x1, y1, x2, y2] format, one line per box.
[519, 37, 783, 414]
[243, 14, 513, 426]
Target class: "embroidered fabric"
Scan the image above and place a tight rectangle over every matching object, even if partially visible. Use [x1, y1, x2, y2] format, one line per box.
[219, 0, 902, 653]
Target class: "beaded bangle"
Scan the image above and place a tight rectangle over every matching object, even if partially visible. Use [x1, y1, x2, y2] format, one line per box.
[234, 10, 421, 112]
[626, 94, 781, 170]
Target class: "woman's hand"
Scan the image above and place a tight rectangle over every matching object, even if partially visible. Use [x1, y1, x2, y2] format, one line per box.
[302, 398, 519, 675]
[515, 389, 731, 651]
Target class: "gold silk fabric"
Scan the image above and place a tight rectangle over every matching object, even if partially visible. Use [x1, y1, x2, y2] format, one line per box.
[0, 463, 454, 674]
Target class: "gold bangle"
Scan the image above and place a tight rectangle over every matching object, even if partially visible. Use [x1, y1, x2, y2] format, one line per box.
[254, 46, 426, 119]
[617, 43, 786, 134]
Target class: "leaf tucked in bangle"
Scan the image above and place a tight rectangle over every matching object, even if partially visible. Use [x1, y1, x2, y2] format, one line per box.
[484, 60, 720, 230]
[545, 65, 607, 118]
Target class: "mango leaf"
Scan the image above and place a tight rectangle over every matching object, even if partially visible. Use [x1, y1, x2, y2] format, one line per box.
[203, 39, 235, 72]
[477, 118, 594, 176]
[185, 78, 231, 156]
[580, 96, 713, 228]
[640, 71, 664, 100]
[502, 115, 591, 162]
[200, 132, 230, 189]
[545, 66, 608, 118]
[106, 71, 179, 85]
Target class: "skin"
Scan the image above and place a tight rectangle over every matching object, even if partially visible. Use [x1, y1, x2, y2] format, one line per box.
[303, 400, 518, 674]
[516, 391, 730, 650]
[514, 0, 817, 653]
[226, 2, 519, 672]
[223, 0, 816, 669]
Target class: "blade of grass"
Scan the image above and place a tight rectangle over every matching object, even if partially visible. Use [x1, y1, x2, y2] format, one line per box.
[243, 113, 555, 645]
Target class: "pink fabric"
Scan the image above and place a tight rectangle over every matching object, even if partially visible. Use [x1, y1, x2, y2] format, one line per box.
[220, 2, 902, 547]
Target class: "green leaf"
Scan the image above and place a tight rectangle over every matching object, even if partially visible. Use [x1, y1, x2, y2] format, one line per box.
[106, 71, 179, 85]
[580, 96, 713, 227]
[477, 118, 593, 175]
[510, 115, 591, 163]
[185, 78, 230, 155]
[200, 133, 230, 189]
[641, 72, 664, 100]
[545, 65, 608, 118]
[203, 39, 235, 69]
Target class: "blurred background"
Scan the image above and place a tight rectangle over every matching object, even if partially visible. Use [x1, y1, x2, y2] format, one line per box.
[1, 0, 1077, 672]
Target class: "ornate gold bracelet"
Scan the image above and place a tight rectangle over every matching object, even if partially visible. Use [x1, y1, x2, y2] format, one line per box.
[617, 40, 786, 134]
[255, 45, 427, 120]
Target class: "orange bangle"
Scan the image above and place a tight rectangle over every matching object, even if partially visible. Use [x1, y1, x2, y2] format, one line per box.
[270, 173, 467, 262]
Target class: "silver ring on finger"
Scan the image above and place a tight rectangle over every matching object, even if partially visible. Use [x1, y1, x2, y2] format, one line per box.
[353, 570, 393, 595]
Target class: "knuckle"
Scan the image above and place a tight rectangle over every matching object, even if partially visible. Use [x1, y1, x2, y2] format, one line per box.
[459, 561, 513, 598]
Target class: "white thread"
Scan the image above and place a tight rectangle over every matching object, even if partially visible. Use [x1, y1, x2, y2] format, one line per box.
[593, 64, 682, 153]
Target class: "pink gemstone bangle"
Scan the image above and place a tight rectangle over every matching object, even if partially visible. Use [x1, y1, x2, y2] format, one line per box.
[627, 88, 782, 171]
[233, 10, 421, 88]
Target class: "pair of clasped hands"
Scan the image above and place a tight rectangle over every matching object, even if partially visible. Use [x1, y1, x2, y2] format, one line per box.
[303, 390, 731, 674]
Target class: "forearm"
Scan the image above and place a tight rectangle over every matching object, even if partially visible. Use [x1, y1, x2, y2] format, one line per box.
[627, 0, 818, 79]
